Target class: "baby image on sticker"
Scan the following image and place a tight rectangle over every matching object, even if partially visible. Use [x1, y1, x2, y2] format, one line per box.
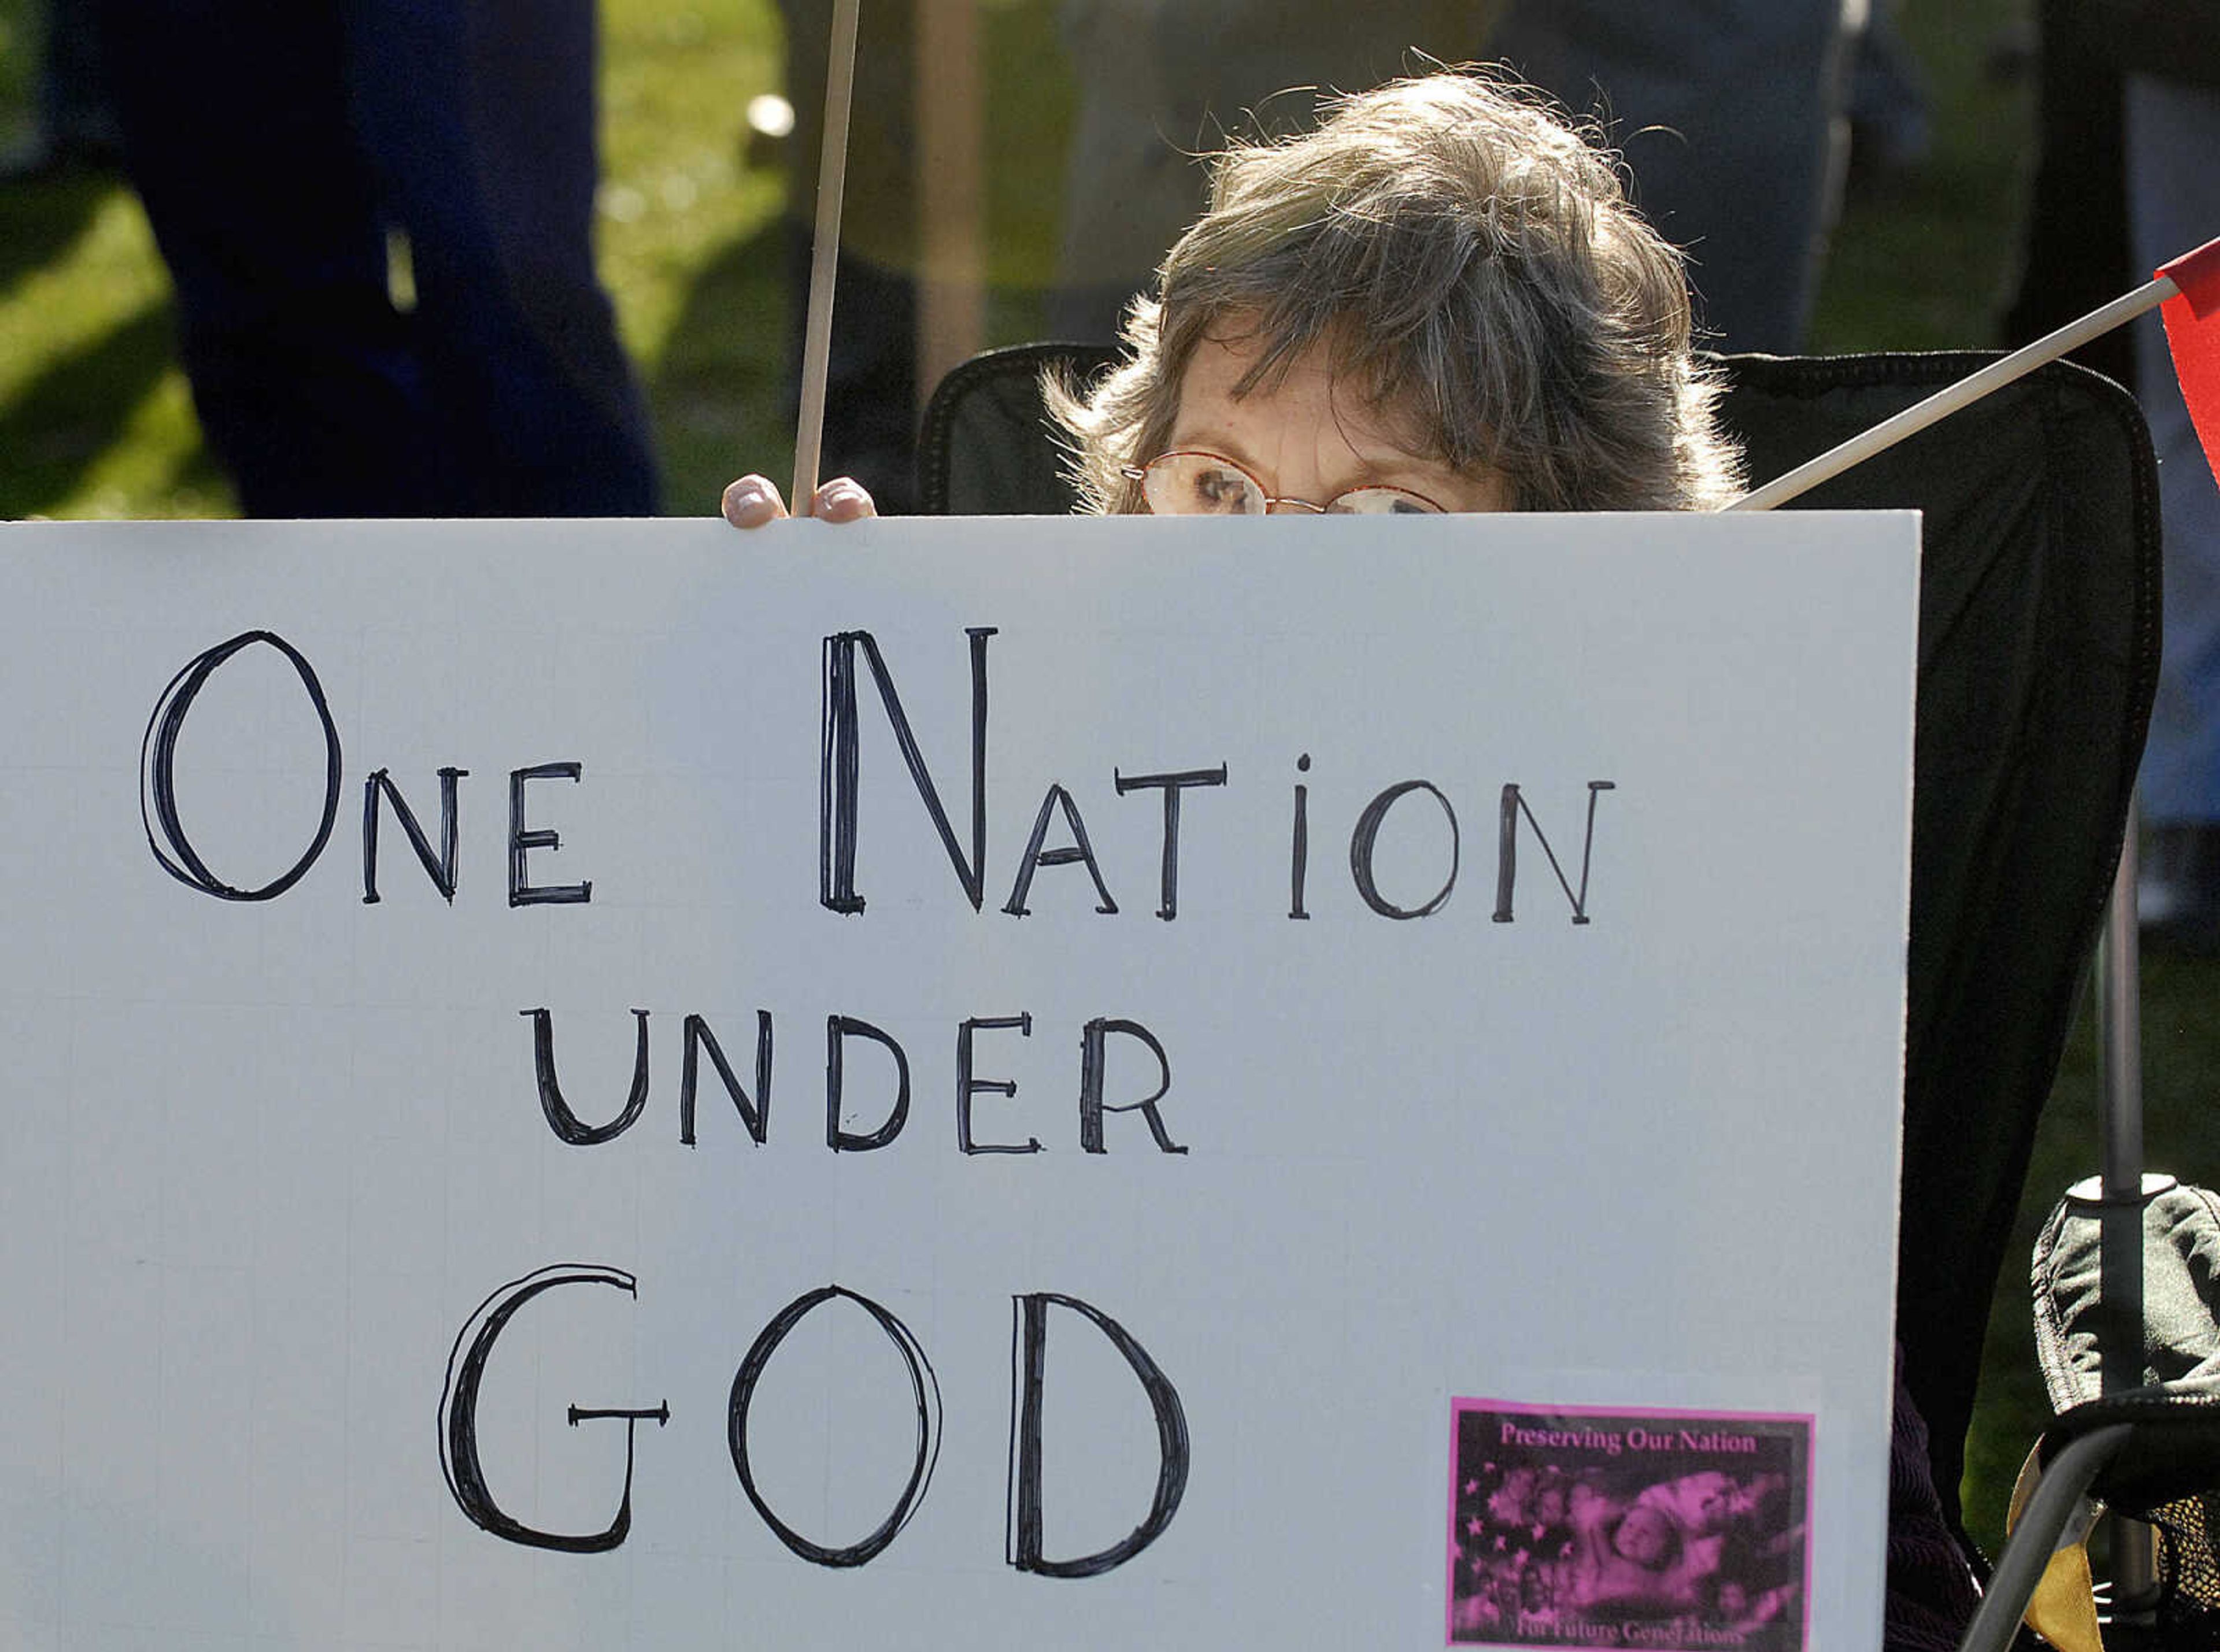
[1445, 1401, 1813, 1652]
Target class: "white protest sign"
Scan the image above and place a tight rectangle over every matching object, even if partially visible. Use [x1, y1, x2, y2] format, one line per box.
[0, 511, 1917, 1652]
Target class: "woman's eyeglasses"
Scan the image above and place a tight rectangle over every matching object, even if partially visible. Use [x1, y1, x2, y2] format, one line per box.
[1121, 450, 1448, 516]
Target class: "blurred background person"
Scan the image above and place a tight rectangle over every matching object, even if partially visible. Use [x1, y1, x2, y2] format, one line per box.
[1049, 0, 1866, 353]
[1484, 0, 1858, 353]
[1046, 0, 1863, 354]
[2127, 56, 2220, 950]
[1044, 3, 1493, 342]
[88, 0, 658, 517]
[0, 0, 120, 180]
[2007, 0, 2220, 950]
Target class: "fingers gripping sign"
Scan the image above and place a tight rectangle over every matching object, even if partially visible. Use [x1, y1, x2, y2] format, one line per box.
[722, 473, 879, 528]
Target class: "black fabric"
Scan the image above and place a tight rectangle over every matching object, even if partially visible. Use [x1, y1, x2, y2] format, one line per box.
[2030, 1182, 2220, 1642]
[2040, 1387, 2220, 1551]
[2063, 0, 2220, 86]
[1889, 1345, 1985, 1652]
[917, 341, 1120, 517]
[2034, 1183, 2220, 1402]
[1719, 351, 2160, 1527]
[916, 344, 2164, 1536]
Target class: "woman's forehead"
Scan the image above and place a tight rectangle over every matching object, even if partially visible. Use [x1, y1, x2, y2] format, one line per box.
[1172, 331, 1428, 460]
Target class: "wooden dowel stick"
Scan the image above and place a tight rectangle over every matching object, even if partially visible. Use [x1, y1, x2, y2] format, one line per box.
[1724, 276, 2177, 512]
[791, 0, 863, 516]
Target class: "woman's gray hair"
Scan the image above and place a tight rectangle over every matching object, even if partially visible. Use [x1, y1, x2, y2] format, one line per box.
[1046, 69, 1745, 513]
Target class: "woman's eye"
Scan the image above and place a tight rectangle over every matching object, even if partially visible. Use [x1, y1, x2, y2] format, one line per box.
[1330, 487, 1442, 515]
[1195, 468, 1249, 510]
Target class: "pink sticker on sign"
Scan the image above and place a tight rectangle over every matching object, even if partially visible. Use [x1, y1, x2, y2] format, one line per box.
[1446, 1399, 1814, 1652]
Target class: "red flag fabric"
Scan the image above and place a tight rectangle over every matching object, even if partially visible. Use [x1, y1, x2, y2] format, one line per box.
[2158, 235, 2220, 486]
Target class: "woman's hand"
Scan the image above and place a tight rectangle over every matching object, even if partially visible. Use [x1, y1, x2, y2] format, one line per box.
[721, 473, 878, 528]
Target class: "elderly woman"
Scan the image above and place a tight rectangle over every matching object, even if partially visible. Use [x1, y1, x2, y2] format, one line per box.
[724, 69, 1744, 527]
[723, 65, 1981, 1652]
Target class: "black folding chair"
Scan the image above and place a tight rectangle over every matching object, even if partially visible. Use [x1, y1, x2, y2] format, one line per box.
[919, 342, 2204, 1643]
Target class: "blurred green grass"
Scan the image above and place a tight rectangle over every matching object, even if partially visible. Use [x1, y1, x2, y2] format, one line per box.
[2, 0, 2213, 1566]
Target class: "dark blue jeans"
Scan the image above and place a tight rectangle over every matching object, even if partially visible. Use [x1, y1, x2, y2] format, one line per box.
[96, 0, 658, 517]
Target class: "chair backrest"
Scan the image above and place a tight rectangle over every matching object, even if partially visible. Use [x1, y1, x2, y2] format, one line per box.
[917, 343, 2163, 1525]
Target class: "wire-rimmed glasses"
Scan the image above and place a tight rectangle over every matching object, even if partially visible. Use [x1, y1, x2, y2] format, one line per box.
[1121, 450, 1449, 516]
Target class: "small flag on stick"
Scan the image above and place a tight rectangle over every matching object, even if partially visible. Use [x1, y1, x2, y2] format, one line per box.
[1729, 233, 2219, 511]
[2158, 235, 2220, 490]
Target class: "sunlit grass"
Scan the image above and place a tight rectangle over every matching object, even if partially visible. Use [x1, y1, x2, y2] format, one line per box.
[0, 184, 209, 517]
